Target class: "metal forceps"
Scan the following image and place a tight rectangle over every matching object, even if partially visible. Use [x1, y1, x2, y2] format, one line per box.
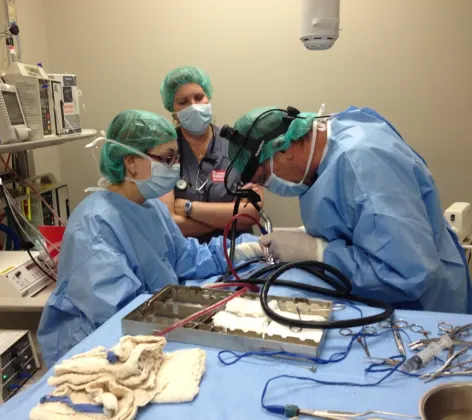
[419, 347, 470, 383]
[297, 408, 420, 419]
[379, 317, 406, 356]
[438, 321, 471, 337]
[339, 326, 377, 358]
[409, 323, 430, 340]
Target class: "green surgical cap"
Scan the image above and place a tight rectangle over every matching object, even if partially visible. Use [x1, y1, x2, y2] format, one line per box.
[160, 66, 213, 112]
[228, 107, 317, 173]
[100, 110, 176, 184]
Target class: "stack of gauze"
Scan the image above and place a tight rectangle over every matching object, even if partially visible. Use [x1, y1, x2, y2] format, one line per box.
[30, 336, 206, 420]
[212, 297, 324, 342]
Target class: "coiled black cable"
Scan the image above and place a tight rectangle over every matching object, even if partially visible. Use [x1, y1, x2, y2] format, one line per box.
[219, 258, 394, 329]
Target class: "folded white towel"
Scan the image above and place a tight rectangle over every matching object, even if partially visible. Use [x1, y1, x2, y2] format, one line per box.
[30, 377, 136, 420]
[49, 336, 166, 407]
[153, 348, 206, 404]
[32, 336, 207, 419]
[224, 297, 278, 317]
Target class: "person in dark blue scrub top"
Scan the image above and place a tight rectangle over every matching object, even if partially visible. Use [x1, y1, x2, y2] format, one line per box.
[160, 66, 263, 243]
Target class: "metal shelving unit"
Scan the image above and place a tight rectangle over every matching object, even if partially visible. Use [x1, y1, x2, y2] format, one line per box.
[0, 129, 97, 154]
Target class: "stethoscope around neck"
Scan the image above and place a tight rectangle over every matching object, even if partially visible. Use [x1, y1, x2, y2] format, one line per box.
[175, 125, 217, 192]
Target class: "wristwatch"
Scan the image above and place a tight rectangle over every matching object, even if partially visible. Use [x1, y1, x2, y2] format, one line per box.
[184, 201, 193, 218]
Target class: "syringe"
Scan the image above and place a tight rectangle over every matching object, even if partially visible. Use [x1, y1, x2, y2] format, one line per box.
[403, 335, 452, 373]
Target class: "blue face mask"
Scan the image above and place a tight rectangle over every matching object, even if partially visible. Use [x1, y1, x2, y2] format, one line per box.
[264, 121, 318, 197]
[127, 160, 180, 200]
[177, 103, 212, 135]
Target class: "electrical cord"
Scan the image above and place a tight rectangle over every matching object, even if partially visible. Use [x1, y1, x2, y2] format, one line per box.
[0, 155, 66, 226]
[222, 195, 242, 281]
[214, 258, 263, 282]
[259, 261, 393, 329]
[1, 183, 57, 282]
[223, 213, 264, 281]
[26, 246, 56, 283]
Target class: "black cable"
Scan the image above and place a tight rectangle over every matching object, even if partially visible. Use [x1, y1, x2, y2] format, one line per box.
[222, 196, 242, 282]
[215, 256, 392, 328]
[215, 257, 262, 283]
[259, 261, 393, 329]
[26, 247, 56, 283]
[1, 185, 56, 282]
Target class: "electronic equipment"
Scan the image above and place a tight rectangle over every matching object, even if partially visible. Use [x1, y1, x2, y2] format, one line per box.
[48, 74, 82, 134]
[301, 0, 340, 50]
[0, 80, 30, 144]
[28, 173, 70, 227]
[0, 330, 40, 402]
[50, 80, 66, 135]
[4, 62, 57, 140]
[444, 202, 472, 242]
[0, 251, 53, 298]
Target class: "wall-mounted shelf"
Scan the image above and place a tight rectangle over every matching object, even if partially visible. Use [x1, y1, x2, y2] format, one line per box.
[0, 129, 97, 153]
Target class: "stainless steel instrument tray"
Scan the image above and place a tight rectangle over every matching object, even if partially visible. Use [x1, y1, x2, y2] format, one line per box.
[122, 285, 333, 358]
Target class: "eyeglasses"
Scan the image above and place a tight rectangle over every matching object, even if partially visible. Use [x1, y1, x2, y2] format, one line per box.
[145, 151, 180, 167]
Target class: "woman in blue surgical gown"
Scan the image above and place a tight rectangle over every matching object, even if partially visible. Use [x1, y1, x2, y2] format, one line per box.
[228, 106, 471, 314]
[37, 110, 255, 367]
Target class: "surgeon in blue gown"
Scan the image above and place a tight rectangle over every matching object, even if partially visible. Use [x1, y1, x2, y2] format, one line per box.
[228, 106, 471, 314]
[37, 110, 257, 367]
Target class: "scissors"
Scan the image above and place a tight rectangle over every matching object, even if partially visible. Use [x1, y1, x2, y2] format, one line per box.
[438, 321, 470, 337]
[380, 319, 430, 339]
[419, 347, 470, 383]
[409, 323, 430, 340]
[339, 326, 377, 358]
[379, 317, 407, 356]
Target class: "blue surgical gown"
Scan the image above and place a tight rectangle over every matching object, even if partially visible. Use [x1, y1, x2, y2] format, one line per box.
[300, 106, 471, 314]
[38, 191, 253, 367]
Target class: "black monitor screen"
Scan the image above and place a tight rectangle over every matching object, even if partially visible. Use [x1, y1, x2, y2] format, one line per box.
[3, 91, 25, 125]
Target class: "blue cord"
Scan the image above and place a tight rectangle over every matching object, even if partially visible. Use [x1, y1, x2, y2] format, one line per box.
[0, 224, 21, 250]
[219, 302, 366, 366]
[219, 331, 360, 367]
[40, 395, 104, 414]
[262, 359, 406, 415]
[106, 351, 118, 363]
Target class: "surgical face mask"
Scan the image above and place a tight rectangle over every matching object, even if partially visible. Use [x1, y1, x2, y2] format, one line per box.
[126, 160, 180, 200]
[85, 135, 180, 199]
[177, 103, 212, 135]
[264, 120, 318, 197]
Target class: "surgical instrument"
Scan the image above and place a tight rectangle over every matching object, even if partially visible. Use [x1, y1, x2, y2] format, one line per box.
[419, 347, 469, 383]
[438, 321, 470, 337]
[409, 323, 430, 340]
[365, 357, 401, 367]
[380, 319, 429, 338]
[258, 209, 275, 264]
[409, 337, 472, 351]
[339, 326, 377, 358]
[379, 319, 409, 329]
[290, 406, 420, 419]
[410, 322, 472, 351]
[380, 317, 406, 357]
[403, 335, 452, 373]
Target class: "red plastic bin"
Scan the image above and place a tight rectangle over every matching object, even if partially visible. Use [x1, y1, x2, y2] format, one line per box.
[38, 225, 66, 259]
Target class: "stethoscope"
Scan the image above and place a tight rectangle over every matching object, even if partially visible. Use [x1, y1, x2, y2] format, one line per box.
[175, 125, 217, 192]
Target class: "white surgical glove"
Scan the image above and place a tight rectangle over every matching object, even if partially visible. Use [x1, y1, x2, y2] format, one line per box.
[259, 231, 328, 263]
[230, 242, 265, 263]
[273, 226, 306, 233]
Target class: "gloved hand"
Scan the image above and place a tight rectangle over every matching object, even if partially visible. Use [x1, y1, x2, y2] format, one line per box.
[273, 226, 306, 233]
[259, 231, 328, 263]
[230, 242, 265, 263]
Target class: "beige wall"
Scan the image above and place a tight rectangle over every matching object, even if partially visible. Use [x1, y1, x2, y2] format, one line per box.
[32, 0, 472, 225]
